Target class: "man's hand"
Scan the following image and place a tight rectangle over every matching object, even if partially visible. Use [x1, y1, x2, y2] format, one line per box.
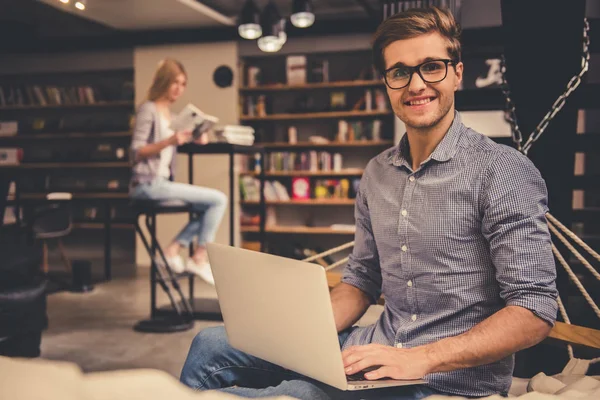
[342, 344, 431, 380]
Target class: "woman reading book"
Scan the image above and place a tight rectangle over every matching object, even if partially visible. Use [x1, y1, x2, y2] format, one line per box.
[129, 58, 226, 285]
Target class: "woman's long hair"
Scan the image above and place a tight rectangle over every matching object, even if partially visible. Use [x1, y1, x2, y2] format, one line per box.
[146, 58, 187, 102]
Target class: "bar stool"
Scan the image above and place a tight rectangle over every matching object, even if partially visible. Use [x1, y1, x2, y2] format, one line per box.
[131, 199, 196, 333]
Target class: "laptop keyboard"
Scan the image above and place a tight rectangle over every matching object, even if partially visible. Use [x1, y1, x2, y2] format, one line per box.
[346, 366, 380, 381]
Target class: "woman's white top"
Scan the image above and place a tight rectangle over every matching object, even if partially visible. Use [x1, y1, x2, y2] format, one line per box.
[157, 113, 175, 179]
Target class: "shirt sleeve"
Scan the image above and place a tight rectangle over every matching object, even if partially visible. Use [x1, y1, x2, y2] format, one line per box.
[130, 102, 155, 161]
[480, 150, 558, 326]
[341, 169, 382, 304]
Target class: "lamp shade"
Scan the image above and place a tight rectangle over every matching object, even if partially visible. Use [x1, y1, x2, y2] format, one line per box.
[238, 0, 262, 39]
[291, 0, 315, 28]
[258, 2, 287, 53]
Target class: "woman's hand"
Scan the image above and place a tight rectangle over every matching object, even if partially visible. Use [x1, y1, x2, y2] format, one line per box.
[194, 132, 209, 145]
[170, 130, 193, 146]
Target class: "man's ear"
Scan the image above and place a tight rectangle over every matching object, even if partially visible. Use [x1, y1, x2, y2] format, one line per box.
[454, 61, 464, 91]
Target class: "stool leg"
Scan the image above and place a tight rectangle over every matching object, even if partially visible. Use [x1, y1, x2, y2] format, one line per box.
[188, 211, 196, 313]
[144, 214, 190, 317]
[57, 238, 71, 273]
[42, 240, 49, 274]
[135, 215, 168, 318]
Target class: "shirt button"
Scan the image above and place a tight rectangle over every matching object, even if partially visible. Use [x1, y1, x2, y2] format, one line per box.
[411, 314, 417, 322]
[396, 343, 403, 348]
[407, 280, 413, 287]
[401, 245, 407, 252]
[401, 209, 407, 217]
[409, 176, 415, 182]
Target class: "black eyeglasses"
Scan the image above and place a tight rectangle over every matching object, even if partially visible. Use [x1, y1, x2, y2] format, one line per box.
[383, 59, 457, 90]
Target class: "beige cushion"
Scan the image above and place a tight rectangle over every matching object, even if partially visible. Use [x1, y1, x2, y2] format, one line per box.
[0, 356, 292, 400]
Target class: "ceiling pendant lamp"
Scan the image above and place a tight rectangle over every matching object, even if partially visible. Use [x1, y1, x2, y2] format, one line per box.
[257, 1, 287, 53]
[238, 0, 262, 40]
[290, 0, 315, 28]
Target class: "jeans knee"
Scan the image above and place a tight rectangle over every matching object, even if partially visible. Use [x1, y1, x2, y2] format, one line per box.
[191, 326, 228, 359]
[180, 326, 228, 386]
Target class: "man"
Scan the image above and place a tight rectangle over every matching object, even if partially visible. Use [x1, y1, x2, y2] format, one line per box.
[180, 6, 558, 399]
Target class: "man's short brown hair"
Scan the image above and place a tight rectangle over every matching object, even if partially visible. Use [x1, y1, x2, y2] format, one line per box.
[372, 6, 462, 75]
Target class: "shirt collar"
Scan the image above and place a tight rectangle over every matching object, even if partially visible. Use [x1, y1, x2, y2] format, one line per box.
[388, 111, 465, 168]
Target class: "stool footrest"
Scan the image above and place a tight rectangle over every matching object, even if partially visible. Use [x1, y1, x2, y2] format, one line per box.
[133, 316, 194, 333]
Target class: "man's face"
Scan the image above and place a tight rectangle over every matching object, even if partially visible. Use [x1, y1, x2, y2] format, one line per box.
[383, 32, 463, 131]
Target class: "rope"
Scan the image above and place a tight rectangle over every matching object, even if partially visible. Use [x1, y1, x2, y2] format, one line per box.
[557, 295, 575, 359]
[325, 257, 349, 272]
[551, 243, 600, 320]
[302, 241, 354, 263]
[547, 213, 600, 264]
[549, 222, 600, 282]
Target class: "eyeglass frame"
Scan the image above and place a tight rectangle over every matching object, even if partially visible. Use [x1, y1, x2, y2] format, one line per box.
[383, 59, 459, 90]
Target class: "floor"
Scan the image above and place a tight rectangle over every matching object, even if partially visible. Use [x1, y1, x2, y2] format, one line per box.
[40, 268, 223, 377]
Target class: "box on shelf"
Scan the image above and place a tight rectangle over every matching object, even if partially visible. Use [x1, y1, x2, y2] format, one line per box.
[0, 121, 18, 136]
[286, 55, 307, 85]
[0, 148, 22, 165]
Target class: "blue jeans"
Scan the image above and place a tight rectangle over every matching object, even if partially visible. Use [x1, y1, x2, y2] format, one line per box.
[131, 179, 227, 247]
[180, 326, 443, 400]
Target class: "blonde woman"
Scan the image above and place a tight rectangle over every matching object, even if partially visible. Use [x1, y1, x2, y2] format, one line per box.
[130, 59, 226, 285]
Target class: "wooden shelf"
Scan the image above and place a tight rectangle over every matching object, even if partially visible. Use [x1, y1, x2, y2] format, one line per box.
[12, 192, 129, 200]
[72, 222, 134, 230]
[240, 110, 392, 122]
[242, 199, 355, 206]
[259, 140, 393, 149]
[239, 80, 384, 92]
[2, 162, 130, 169]
[0, 101, 134, 111]
[241, 226, 355, 235]
[0, 131, 131, 140]
[242, 169, 363, 177]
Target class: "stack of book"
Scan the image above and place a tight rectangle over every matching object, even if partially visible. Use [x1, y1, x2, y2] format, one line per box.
[214, 125, 255, 146]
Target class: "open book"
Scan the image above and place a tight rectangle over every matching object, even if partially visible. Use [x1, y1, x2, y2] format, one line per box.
[170, 103, 219, 139]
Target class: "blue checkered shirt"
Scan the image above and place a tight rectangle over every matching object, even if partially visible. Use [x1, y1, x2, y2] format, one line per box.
[341, 111, 558, 397]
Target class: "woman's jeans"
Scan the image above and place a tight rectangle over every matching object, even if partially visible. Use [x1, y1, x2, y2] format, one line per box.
[179, 326, 442, 400]
[131, 179, 227, 247]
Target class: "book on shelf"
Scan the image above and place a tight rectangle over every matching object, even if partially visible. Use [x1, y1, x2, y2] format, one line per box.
[336, 119, 383, 142]
[240, 177, 290, 202]
[268, 151, 343, 173]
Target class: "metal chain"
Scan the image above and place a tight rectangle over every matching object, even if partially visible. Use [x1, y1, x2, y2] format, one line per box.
[500, 55, 524, 152]
[501, 18, 590, 155]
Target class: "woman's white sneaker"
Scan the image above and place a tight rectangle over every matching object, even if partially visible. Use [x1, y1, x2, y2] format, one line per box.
[186, 259, 215, 285]
[164, 255, 186, 274]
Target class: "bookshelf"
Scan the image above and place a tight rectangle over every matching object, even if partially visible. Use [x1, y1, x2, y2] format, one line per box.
[241, 226, 355, 235]
[240, 110, 392, 122]
[238, 49, 394, 262]
[241, 169, 364, 177]
[259, 140, 393, 149]
[0, 68, 135, 230]
[242, 199, 355, 206]
[239, 79, 384, 92]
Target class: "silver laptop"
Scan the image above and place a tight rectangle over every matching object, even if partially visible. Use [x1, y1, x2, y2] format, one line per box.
[206, 243, 426, 391]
